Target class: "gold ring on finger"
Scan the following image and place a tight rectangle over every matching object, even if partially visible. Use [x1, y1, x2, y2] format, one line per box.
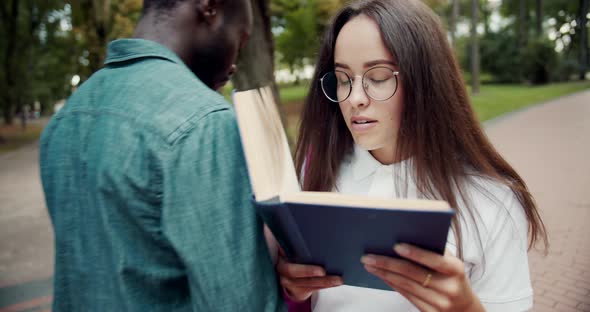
[422, 273, 432, 288]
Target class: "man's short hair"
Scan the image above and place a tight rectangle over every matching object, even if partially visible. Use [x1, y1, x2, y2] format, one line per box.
[142, 0, 185, 13]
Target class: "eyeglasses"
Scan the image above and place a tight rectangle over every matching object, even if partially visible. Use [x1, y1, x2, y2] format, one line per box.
[320, 67, 400, 103]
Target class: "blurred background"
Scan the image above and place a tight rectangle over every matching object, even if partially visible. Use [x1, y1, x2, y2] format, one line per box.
[0, 0, 588, 146]
[0, 1, 589, 312]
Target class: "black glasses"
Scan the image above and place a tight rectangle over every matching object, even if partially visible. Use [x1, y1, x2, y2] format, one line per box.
[320, 67, 400, 103]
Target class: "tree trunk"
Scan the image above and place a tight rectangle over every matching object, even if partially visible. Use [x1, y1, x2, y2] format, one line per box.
[449, 0, 460, 45]
[579, 0, 589, 80]
[518, 0, 527, 49]
[535, 0, 543, 37]
[20, 102, 27, 131]
[18, 0, 43, 131]
[2, 103, 14, 125]
[72, 0, 111, 76]
[481, 1, 490, 36]
[517, 0, 529, 82]
[470, 0, 480, 94]
[231, 0, 291, 145]
[2, 0, 19, 125]
[89, 0, 111, 74]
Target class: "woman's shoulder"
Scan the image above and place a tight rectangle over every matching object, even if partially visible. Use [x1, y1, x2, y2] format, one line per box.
[458, 173, 528, 244]
[462, 174, 515, 206]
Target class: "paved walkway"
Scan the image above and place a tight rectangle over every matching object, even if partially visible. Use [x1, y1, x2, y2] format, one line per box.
[0, 140, 53, 312]
[485, 90, 590, 312]
[0, 90, 589, 311]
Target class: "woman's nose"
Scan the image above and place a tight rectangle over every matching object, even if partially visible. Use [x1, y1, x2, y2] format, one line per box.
[348, 76, 369, 108]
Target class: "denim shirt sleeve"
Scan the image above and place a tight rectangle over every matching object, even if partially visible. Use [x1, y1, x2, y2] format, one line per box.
[160, 108, 285, 311]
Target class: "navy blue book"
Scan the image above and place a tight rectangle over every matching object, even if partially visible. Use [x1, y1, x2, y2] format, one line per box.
[233, 87, 454, 291]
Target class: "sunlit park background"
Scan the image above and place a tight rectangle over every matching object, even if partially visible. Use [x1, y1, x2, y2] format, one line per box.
[0, 0, 589, 151]
[0, 1, 590, 311]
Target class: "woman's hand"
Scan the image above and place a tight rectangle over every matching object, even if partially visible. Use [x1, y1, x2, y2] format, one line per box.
[276, 254, 344, 302]
[361, 243, 485, 312]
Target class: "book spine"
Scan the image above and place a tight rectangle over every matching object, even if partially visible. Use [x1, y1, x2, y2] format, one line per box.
[256, 200, 312, 263]
[280, 203, 313, 263]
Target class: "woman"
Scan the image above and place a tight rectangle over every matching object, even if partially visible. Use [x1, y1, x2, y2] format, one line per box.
[276, 0, 547, 311]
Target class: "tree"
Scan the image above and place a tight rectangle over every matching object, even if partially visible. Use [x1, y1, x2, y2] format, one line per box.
[494, 0, 588, 82]
[274, 1, 318, 75]
[0, 0, 20, 124]
[0, 0, 140, 125]
[535, 0, 543, 36]
[518, 0, 529, 50]
[578, 0, 589, 80]
[540, 0, 588, 80]
[271, 0, 346, 77]
[70, 0, 111, 75]
[232, 0, 291, 143]
[0, 0, 62, 125]
[480, 0, 491, 36]
[69, 0, 141, 78]
[33, 4, 82, 114]
[449, 0, 460, 45]
[233, 0, 276, 91]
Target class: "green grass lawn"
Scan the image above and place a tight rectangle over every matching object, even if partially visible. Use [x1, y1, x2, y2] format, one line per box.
[469, 81, 590, 121]
[221, 82, 310, 104]
[280, 84, 311, 104]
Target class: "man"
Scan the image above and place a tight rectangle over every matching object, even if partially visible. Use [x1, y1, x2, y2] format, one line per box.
[39, 0, 285, 311]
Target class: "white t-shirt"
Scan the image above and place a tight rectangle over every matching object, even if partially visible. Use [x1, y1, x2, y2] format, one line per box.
[311, 146, 533, 312]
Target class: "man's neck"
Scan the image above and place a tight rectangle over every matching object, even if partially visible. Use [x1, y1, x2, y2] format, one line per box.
[133, 14, 184, 59]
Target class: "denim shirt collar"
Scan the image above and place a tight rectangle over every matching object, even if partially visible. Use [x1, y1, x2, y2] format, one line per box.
[105, 38, 186, 67]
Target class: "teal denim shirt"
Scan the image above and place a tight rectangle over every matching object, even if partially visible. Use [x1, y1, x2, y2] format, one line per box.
[40, 39, 285, 312]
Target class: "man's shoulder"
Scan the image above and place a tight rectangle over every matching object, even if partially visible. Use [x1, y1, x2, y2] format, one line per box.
[122, 59, 235, 145]
[65, 58, 235, 146]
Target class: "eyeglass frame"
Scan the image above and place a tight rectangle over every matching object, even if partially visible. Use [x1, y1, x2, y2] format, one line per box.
[319, 66, 400, 103]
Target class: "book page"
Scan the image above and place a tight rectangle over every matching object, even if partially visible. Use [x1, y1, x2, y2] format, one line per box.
[282, 192, 451, 211]
[233, 87, 300, 201]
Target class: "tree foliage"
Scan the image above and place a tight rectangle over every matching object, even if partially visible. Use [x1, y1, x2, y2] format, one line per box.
[0, 0, 65, 124]
[271, 0, 347, 73]
[0, 0, 141, 124]
[1, 0, 588, 125]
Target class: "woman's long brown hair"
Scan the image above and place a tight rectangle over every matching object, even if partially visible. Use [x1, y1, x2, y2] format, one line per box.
[294, 0, 547, 258]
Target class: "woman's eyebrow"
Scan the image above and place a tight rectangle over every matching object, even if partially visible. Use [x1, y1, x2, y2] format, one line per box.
[364, 59, 396, 68]
[334, 60, 396, 70]
[334, 62, 350, 69]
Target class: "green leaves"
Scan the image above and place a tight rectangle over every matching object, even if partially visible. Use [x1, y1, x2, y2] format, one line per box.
[0, 0, 142, 124]
[272, 0, 346, 74]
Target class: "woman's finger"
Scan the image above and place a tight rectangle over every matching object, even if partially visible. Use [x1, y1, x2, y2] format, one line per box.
[280, 275, 343, 289]
[361, 255, 435, 289]
[276, 256, 326, 278]
[364, 265, 446, 308]
[394, 244, 464, 276]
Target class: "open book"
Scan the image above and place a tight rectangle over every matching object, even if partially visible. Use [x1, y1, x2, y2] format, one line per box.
[233, 86, 454, 290]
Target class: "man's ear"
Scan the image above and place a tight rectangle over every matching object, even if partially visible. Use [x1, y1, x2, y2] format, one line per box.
[195, 0, 221, 25]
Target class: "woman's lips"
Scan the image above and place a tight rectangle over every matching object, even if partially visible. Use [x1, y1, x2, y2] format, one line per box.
[351, 116, 378, 132]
